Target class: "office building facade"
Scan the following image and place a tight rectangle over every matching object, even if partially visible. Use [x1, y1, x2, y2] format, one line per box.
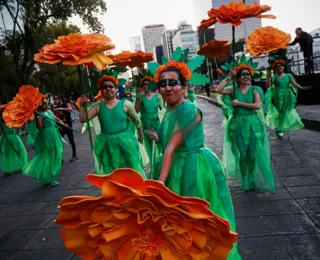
[141, 24, 165, 53]
[129, 36, 142, 52]
[161, 30, 177, 60]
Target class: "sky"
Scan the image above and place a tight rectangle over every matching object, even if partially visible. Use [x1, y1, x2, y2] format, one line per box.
[72, 0, 320, 53]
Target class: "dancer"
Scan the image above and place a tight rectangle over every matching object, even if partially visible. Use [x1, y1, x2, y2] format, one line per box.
[79, 68, 146, 177]
[216, 56, 276, 192]
[0, 108, 28, 175]
[266, 58, 311, 138]
[22, 99, 64, 186]
[146, 48, 241, 259]
[27, 119, 38, 146]
[134, 69, 163, 164]
[53, 94, 78, 161]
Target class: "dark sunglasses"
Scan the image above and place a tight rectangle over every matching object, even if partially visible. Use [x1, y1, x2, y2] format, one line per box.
[101, 85, 115, 90]
[275, 65, 283, 68]
[239, 72, 251, 77]
[158, 79, 181, 88]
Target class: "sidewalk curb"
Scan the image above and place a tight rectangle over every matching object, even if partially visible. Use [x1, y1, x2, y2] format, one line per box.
[196, 95, 320, 132]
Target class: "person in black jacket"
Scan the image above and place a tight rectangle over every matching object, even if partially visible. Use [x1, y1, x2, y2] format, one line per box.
[290, 28, 314, 74]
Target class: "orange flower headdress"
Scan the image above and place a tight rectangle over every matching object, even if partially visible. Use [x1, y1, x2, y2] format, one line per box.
[272, 59, 286, 69]
[235, 64, 254, 76]
[148, 47, 209, 86]
[96, 75, 118, 89]
[124, 91, 133, 98]
[2, 85, 46, 127]
[55, 168, 238, 259]
[139, 76, 153, 87]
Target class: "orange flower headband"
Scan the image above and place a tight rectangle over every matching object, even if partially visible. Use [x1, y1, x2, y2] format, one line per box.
[154, 60, 192, 83]
[96, 75, 118, 89]
[125, 92, 132, 97]
[235, 64, 254, 76]
[272, 59, 286, 68]
[139, 76, 153, 86]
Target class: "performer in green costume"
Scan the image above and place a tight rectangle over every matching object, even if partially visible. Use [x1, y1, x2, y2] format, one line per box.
[216, 55, 276, 192]
[146, 47, 241, 260]
[80, 68, 146, 178]
[0, 109, 27, 175]
[266, 58, 311, 138]
[22, 100, 64, 186]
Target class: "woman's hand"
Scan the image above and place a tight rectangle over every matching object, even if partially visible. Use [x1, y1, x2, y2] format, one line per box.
[232, 99, 241, 107]
[303, 85, 312, 91]
[145, 129, 159, 143]
[80, 95, 90, 107]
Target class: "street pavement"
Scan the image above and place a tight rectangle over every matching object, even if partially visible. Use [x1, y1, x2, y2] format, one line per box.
[0, 99, 320, 260]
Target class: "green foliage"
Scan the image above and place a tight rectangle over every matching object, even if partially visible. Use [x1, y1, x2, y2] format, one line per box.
[188, 72, 209, 86]
[187, 56, 205, 72]
[147, 62, 159, 76]
[0, 0, 107, 101]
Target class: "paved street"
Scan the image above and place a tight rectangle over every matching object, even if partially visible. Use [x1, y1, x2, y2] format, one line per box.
[1, 99, 320, 260]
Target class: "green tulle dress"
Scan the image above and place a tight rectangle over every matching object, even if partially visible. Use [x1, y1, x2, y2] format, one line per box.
[27, 120, 38, 145]
[0, 123, 27, 174]
[152, 101, 241, 260]
[22, 111, 63, 182]
[223, 86, 276, 191]
[94, 100, 146, 178]
[266, 73, 304, 132]
[139, 93, 163, 166]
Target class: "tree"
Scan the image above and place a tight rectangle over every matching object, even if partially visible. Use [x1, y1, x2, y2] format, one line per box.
[0, 0, 106, 88]
[33, 21, 82, 98]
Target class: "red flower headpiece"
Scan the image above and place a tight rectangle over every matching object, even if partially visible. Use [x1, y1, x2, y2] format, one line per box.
[125, 92, 133, 98]
[272, 59, 286, 69]
[154, 60, 192, 83]
[96, 75, 118, 89]
[139, 76, 153, 87]
[235, 64, 254, 76]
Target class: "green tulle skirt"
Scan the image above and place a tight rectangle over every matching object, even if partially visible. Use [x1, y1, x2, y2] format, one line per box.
[153, 148, 241, 260]
[22, 127, 63, 181]
[141, 116, 162, 164]
[127, 120, 149, 167]
[94, 130, 146, 178]
[266, 87, 304, 131]
[224, 114, 276, 191]
[27, 121, 38, 145]
[0, 135, 27, 173]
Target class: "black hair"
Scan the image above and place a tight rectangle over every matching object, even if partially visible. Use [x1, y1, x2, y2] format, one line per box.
[55, 94, 65, 103]
[160, 66, 186, 86]
[141, 78, 150, 86]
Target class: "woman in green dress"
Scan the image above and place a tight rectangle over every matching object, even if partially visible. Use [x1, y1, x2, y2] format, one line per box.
[135, 75, 163, 165]
[146, 56, 241, 259]
[22, 100, 64, 186]
[80, 74, 146, 178]
[27, 120, 38, 146]
[0, 110, 28, 175]
[266, 59, 311, 138]
[216, 66, 276, 192]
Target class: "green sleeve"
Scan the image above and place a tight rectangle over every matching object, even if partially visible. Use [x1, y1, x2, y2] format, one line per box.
[123, 100, 142, 129]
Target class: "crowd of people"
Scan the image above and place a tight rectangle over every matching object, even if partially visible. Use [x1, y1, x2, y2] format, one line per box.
[0, 44, 312, 259]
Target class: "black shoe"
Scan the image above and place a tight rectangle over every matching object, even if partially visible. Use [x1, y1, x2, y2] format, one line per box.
[69, 156, 78, 162]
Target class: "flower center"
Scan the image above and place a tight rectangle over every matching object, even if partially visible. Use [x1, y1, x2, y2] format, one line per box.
[131, 229, 166, 256]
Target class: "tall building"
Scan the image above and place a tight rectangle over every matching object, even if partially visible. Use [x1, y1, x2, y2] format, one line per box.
[161, 30, 177, 60]
[172, 24, 198, 59]
[197, 27, 215, 47]
[153, 46, 164, 64]
[193, 0, 212, 26]
[141, 24, 165, 53]
[211, 0, 262, 42]
[129, 36, 142, 52]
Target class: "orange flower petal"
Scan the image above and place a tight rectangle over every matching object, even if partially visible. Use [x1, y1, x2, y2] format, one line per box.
[197, 40, 230, 60]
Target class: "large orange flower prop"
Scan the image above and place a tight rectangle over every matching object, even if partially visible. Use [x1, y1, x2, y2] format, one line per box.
[154, 60, 192, 83]
[246, 26, 291, 56]
[200, 2, 276, 29]
[110, 51, 154, 68]
[94, 91, 104, 101]
[198, 40, 231, 60]
[3, 85, 46, 127]
[34, 34, 115, 71]
[56, 169, 238, 260]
